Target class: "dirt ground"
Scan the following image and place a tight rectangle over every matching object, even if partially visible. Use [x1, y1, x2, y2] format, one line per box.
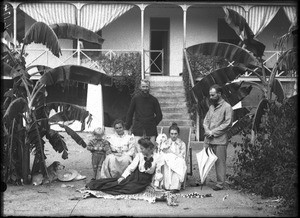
[2, 132, 286, 217]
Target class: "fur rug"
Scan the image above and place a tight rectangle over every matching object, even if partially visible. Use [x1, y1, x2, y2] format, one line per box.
[76, 186, 213, 205]
[76, 185, 167, 203]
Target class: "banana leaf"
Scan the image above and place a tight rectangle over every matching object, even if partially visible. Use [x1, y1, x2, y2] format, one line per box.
[39, 65, 112, 86]
[232, 107, 251, 123]
[23, 22, 61, 58]
[271, 79, 285, 103]
[276, 48, 297, 71]
[50, 23, 104, 45]
[48, 103, 90, 131]
[224, 8, 265, 57]
[58, 124, 87, 148]
[252, 98, 269, 132]
[3, 97, 28, 126]
[46, 129, 68, 159]
[196, 81, 253, 117]
[26, 65, 52, 76]
[3, 62, 23, 78]
[1, 42, 23, 68]
[227, 113, 253, 139]
[186, 42, 260, 69]
[222, 82, 253, 106]
[224, 8, 252, 39]
[192, 66, 248, 102]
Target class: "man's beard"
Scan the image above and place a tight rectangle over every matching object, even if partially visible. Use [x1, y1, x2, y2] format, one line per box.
[141, 90, 149, 96]
[209, 98, 219, 106]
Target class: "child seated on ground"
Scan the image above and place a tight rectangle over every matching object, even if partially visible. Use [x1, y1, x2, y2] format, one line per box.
[85, 138, 163, 195]
[87, 127, 112, 180]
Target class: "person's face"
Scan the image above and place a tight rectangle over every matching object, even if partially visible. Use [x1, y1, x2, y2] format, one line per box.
[140, 145, 153, 156]
[114, 123, 124, 136]
[140, 81, 150, 95]
[170, 129, 179, 141]
[209, 88, 220, 105]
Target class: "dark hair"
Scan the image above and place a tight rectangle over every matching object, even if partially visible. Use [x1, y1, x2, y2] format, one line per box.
[138, 138, 155, 150]
[169, 122, 180, 134]
[209, 84, 223, 95]
[112, 119, 125, 128]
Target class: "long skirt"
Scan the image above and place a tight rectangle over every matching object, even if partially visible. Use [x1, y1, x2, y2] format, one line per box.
[99, 154, 132, 179]
[86, 168, 153, 195]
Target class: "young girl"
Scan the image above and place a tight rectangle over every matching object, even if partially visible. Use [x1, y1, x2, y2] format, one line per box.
[86, 138, 163, 195]
[160, 122, 187, 193]
[87, 127, 112, 180]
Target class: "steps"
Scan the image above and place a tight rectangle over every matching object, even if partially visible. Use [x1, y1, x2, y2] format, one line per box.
[147, 76, 196, 140]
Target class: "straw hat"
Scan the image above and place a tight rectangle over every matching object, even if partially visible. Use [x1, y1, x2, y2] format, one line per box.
[57, 169, 78, 182]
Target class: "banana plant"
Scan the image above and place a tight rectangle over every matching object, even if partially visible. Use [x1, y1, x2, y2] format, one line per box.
[2, 20, 112, 184]
[187, 8, 297, 141]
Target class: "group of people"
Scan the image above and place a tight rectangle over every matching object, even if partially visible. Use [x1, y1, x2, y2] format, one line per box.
[85, 79, 233, 195]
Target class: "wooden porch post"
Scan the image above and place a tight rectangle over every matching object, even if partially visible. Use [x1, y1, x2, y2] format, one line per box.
[11, 2, 19, 48]
[137, 4, 148, 80]
[75, 3, 84, 65]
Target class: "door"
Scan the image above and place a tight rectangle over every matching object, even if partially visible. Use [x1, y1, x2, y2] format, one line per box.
[150, 18, 170, 76]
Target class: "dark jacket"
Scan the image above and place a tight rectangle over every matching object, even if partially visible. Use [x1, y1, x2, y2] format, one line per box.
[125, 93, 162, 137]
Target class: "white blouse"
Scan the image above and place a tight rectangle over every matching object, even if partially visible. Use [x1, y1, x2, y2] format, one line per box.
[121, 152, 162, 179]
[105, 132, 135, 156]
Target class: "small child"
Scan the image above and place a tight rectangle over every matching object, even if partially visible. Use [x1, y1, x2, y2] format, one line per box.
[87, 127, 112, 180]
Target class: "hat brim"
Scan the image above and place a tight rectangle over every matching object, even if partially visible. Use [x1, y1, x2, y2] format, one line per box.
[57, 169, 78, 182]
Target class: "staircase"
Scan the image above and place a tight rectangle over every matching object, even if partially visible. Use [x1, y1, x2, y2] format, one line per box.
[147, 76, 196, 141]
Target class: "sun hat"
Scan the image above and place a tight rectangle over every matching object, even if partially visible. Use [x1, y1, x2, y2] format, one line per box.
[57, 169, 78, 182]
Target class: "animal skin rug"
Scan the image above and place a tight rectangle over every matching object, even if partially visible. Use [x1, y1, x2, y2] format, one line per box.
[76, 186, 213, 205]
[76, 186, 170, 204]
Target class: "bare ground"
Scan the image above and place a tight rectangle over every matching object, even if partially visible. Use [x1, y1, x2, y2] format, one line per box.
[2, 132, 286, 217]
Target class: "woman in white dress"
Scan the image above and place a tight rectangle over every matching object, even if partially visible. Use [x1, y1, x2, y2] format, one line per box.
[99, 119, 135, 179]
[160, 122, 187, 193]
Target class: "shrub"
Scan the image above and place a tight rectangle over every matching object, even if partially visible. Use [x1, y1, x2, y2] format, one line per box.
[96, 52, 142, 95]
[229, 97, 297, 214]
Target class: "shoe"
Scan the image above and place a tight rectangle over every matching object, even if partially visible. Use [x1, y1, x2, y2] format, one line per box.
[170, 189, 180, 194]
[212, 186, 223, 191]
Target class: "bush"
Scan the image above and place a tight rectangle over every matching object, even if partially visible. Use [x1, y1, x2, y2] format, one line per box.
[229, 97, 297, 214]
[96, 52, 141, 95]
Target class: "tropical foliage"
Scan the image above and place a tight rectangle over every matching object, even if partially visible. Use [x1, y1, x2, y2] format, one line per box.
[229, 95, 297, 215]
[1, 18, 112, 185]
[184, 7, 297, 141]
[183, 7, 297, 213]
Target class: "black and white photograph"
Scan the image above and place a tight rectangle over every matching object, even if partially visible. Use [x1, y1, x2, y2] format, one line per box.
[1, 0, 297, 216]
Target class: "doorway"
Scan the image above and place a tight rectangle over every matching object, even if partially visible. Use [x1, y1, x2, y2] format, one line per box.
[150, 18, 170, 76]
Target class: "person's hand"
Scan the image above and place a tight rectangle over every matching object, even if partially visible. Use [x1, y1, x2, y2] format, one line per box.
[205, 130, 214, 138]
[117, 177, 124, 184]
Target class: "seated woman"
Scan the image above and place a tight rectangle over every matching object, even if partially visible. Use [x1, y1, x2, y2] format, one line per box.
[159, 122, 187, 193]
[99, 119, 135, 179]
[86, 138, 163, 195]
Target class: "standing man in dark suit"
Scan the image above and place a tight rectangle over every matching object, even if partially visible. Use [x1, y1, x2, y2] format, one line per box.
[125, 79, 163, 156]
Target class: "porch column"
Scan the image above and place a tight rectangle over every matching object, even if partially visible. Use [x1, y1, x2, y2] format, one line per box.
[74, 3, 85, 65]
[11, 2, 19, 47]
[179, 4, 190, 49]
[137, 4, 148, 79]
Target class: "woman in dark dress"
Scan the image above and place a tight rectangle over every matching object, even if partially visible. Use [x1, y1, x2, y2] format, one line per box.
[86, 138, 163, 195]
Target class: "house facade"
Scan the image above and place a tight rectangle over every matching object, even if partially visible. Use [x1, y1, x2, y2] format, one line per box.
[2, 1, 297, 133]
